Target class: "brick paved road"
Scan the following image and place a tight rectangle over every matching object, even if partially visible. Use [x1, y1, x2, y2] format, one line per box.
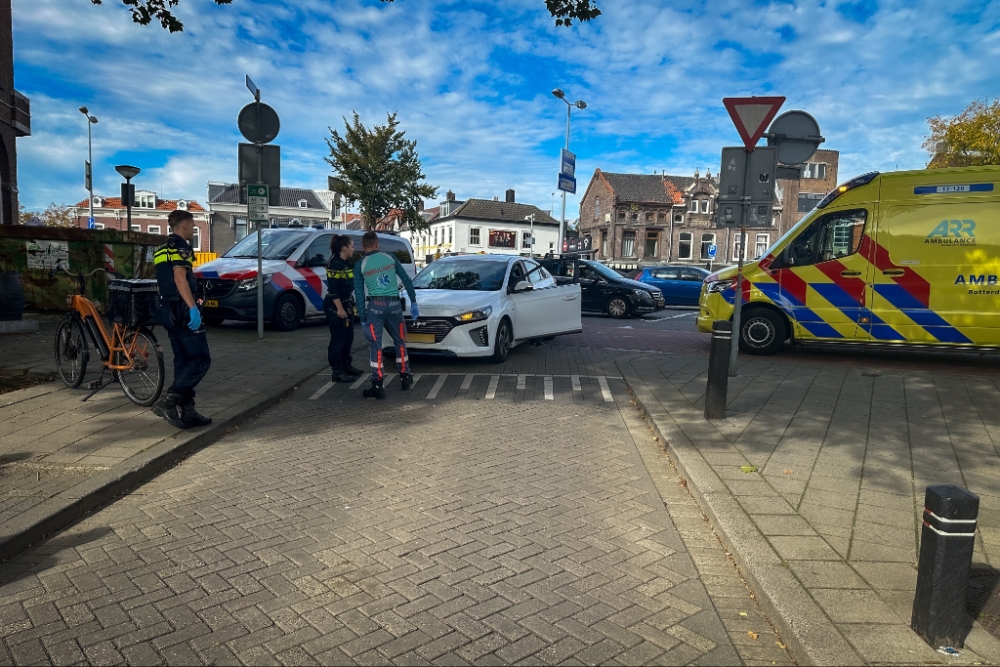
[0, 346, 791, 666]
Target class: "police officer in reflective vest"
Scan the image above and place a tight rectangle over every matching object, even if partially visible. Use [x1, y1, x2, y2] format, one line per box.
[324, 234, 364, 383]
[151, 210, 212, 429]
[354, 231, 418, 399]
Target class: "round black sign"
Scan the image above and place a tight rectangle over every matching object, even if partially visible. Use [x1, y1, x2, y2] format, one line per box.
[238, 103, 280, 144]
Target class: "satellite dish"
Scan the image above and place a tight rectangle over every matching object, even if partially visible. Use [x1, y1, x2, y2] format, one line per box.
[766, 111, 823, 165]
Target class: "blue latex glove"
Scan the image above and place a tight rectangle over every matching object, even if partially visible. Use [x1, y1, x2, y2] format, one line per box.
[410, 302, 420, 320]
[188, 305, 202, 331]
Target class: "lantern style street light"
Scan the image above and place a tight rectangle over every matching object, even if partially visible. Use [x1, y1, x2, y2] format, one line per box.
[115, 165, 141, 232]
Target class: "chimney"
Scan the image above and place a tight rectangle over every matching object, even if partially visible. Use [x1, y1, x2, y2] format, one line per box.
[446, 190, 455, 202]
[505, 188, 515, 203]
[493, 196, 499, 201]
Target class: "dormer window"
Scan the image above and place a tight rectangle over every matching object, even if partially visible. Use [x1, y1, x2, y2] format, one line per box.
[177, 200, 188, 211]
[298, 199, 308, 208]
[92, 196, 103, 207]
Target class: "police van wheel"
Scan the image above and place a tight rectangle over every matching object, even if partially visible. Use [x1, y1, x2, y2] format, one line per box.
[738, 308, 786, 356]
[271, 293, 303, 332]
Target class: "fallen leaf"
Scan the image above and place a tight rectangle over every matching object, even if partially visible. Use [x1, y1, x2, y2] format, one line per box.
[776, 641, 786, 649]
[739, 611, 748, 617]
[741, 465, 758, 473]
[783, 468, 794, 475]
[747, 631, 759, 640]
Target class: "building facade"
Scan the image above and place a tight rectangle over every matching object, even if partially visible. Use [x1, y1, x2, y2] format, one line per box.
[0, 0, 29, 226]
[70, 194, 210, 251]
[206, 184, 336, 255]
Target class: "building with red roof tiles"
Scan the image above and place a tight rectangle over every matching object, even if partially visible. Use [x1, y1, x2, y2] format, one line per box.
[69, 191, 210, 252]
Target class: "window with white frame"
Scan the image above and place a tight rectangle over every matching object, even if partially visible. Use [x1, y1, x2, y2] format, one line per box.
[802, 162, 827, 179]
[522, 232, 533, 249]
[674, 214, 684, 224]
[131, 225, 141, 232]
[700, 233, 716, 260]
[754, 233, 769, 259]
[701, 200, 710, 214]
[94, 223, 105, 230]
[621, 230, 636, 257]
[645, 231, 659, 258]
[192, 226, 201, 250]
[601, 230, 608, 256]
[594, 197, 600, 221]
[235, 218, 248, 241]
[148, 225, 161, 235]
[469, 227, 481, 245]
[689, 198, 699, 213]
[678, 232, 693, 260]
[448, 227, 453, 244]
[733, 233, 746, 261]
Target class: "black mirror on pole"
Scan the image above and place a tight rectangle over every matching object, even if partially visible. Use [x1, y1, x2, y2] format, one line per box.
[115, 165, 141, 232]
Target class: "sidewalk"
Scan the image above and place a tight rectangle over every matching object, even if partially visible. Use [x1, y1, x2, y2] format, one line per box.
[620, 351, 1000, 665]
[0, 314, 349, 562]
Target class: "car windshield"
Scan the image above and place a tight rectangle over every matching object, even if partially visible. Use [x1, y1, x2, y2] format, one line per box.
[225, 230, 310, 260]
[588, 262, 623, 281]
[412, 260, 508, 291]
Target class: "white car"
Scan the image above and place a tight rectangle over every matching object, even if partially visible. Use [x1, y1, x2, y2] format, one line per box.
[385, 254, 582, 362]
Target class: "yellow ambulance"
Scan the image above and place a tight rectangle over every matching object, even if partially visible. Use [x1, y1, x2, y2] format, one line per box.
[697, 165, 1000, 354]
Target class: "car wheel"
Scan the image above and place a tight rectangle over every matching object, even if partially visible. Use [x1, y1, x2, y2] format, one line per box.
[738, 308, 786, 355]
[491, 318, 512, 363]
[607, 297, 630, 319]
[271, 292, 303, 331]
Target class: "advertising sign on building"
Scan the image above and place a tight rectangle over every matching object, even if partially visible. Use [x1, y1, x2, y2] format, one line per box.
[488, 230, 516, 249]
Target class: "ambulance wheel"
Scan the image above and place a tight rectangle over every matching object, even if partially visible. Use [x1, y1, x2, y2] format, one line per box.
[738, 308, 786, 355]
[271, 292, 303, 331]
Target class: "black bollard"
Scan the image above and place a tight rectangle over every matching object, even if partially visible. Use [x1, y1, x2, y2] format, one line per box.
[911, 484, 979, 649]
[704, 320, 731, 420]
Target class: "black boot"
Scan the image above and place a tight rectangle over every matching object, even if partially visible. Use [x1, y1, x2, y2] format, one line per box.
[362, 380, 386, 400]
[400, 373, 414, 391]
[331, 366, 354, 383]
[344, 364, 365, 378]
[180, 403, 213, 428]
[152, 392, 188, 429]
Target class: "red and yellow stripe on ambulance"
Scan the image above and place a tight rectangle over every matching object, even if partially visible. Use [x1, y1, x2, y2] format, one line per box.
[697, 166, 1000, 354]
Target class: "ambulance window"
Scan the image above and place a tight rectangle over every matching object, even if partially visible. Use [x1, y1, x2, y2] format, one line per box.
[786, 209, 867, 267]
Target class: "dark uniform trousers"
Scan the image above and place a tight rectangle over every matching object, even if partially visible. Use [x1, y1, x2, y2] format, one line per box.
[324, 300, 355, 371]
[159, 302, 212, 404]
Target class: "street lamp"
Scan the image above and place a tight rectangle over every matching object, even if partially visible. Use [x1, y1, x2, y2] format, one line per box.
[115, 165, 141, 232]
[552, 89, 586, 256]
[524, 214, 535, 258]
[79, 107, 98, 228]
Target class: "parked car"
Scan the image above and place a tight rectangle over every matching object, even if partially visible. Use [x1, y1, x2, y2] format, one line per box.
[539, 258, 664, 318]
[634, 265, 710, 306]
[194, 229, 415, 331]
[394, 254, 582, 362]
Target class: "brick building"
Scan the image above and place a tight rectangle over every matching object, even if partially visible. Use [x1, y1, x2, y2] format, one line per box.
[206, 184, 335, 255]
[0, 0, 30, 225]
[70, 194, 210, 252]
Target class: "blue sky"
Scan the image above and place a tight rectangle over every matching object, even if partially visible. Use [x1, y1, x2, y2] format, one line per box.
[13, 0, 1000, 218]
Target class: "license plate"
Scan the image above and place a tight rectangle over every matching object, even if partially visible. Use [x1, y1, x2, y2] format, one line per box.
[408, 333, 435, 344]
[204, 299, 219, 308]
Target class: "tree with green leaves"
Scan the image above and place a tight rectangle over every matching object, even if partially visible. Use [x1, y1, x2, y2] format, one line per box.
[18, 203, 74, 227]
[91, 0, 600, 32]
[326, 112, 436, 233]
[924, 99, 1000, 168]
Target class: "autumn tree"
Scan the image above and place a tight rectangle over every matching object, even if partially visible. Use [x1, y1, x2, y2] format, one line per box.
[326, 112, 436, 232]
[924, 99, 1000, 168]
[90, 0, 600, 32]
[18, 203, 74, 227]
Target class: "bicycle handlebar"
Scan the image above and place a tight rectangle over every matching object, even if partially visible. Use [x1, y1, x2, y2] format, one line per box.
[49, 263, 109, 296]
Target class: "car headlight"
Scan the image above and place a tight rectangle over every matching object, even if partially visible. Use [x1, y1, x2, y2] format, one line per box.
[455, 306, 492, 323]
[237, 278, 258, 291]
[633, 289, 653, 300]
[706, 279, 733, 294]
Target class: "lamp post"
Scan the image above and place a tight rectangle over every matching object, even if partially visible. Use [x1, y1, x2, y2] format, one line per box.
[79, 107, 98, 227]
[115, 165, 141, 232]
[551, 89, 586, 256]
[524, 214, 535, 258]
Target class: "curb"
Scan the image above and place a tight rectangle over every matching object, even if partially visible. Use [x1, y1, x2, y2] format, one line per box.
[617, 356, 859, 667]
[0, 361, 328, 564]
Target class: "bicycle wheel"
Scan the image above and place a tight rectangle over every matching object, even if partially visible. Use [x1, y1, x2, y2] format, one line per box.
[54, 316, 89, 388]
[116, 328, 164, 406]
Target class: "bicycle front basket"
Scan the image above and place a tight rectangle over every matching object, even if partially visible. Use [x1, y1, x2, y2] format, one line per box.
[108, 279, 159, 327]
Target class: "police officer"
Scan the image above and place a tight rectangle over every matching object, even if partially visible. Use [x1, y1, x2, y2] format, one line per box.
[151, 209, 212, 429]
[324, 234, 364, 383]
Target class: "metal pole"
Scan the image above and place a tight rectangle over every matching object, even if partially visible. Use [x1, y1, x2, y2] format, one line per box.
[255, 90, 264, 341]
[729, 149, 753, 376]
[530, 214, 534, 257]
[125, 178, 132, 230]
[87, 120, 94, 227]
[559, 104, 571, 256]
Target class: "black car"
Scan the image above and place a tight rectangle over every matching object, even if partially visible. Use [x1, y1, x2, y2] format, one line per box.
[540, 258, 664, 318]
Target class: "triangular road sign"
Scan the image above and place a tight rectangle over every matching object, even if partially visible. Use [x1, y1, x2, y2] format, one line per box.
[723, 96, 785, 152]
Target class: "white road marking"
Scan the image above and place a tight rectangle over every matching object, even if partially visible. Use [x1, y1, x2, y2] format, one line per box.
[349, 376, 368, 390]
[597, 376, 613, 402]
[571, 375, 582, 392]
[662, 312, 696, 319]
[309, 382, 334, 400]
[517, 374, 527, 390]
[426, 374, 448, 400]
[544, 376, 554, 400]
[486, 375, 500, 399]
[461, 373, 475, 390]
[410, 373, 422, 387]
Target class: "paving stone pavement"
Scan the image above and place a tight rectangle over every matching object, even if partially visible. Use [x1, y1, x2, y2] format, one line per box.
[622, 352, 1000, 665]
[0, 346, 793, 666]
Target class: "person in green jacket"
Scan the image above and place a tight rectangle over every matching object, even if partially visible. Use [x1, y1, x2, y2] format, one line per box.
[354, 231, 418, 399]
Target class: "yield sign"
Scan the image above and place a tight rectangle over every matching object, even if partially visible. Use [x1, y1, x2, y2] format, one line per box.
[723, 96, 785, 152]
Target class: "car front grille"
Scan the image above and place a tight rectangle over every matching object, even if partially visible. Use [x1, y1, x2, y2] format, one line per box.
[649, 290, 663, 301]
[198, 279, 237, 298]
[406, 318, 455, 343]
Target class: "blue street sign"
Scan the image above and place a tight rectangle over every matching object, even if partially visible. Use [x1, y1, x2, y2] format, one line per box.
[558, 173, 576, 194]
[560, 149, 576, 178]
[88, 217, 96, 229]
[707, 244, 718, 259]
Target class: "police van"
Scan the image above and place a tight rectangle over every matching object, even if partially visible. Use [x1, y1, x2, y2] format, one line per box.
[194, 229, 415, 331]
[698, 165, 1000, 354]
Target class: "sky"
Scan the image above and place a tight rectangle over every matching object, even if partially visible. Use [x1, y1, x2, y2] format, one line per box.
[13, 0, 1000, 218]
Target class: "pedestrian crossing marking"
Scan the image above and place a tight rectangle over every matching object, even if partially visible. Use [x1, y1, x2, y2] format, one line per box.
[310, 381, 335, 400]
[544, 376, 554, 400]
[461, 373, 475, 390]
[486, 374, 500, 400]
[311, 372, 622, 401]
[571, 374, 582, 392]
[597, 376, 613, 402]
[427, 374, 448, 400]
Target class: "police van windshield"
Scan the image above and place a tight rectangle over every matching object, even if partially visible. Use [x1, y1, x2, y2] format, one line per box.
[226, 230, 310, 260]
[412, 259, 508, 291]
